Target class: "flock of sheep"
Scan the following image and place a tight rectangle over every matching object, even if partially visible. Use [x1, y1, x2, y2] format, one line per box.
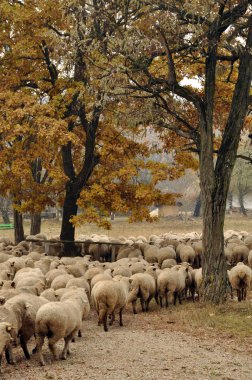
[0, 228, 251, 372]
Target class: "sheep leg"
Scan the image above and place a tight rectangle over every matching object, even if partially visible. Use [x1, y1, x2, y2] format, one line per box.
[155, 293, 159, 306]
[173, 292, 177, 306]
[237, 290, 242, 302]
[132, 301, 137, 314]
[178, 292, 182, 305]
[20, 335, 30, 359]
[103, 313, 108, 332]
[48, 343, 58, 360]
[61, 335, 73, 360]
[109, 312, 115, 326]
[36, 334, 45, 366]
[159, 296, 163, 308]
[140, 298, 145, 312]
[5, 347, 15, 365]
[78, 329, 82, 337]
[244, 289, 247, 300]
[165, 293, 169, 308]
[119, 308, 124, 326]
[146, 296, 152, 312]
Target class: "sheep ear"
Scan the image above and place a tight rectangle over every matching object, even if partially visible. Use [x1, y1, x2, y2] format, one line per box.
[0, 297, 6, 305]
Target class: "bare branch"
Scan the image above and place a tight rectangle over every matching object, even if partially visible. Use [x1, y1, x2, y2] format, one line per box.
[155, 25, 177, 85]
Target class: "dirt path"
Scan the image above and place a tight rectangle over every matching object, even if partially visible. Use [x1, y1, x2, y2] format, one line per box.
[2, 308, 252, 380]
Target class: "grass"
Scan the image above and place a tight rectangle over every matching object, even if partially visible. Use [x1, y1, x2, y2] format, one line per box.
[164, 299, 252, 342]
[2, 213, 252, 241]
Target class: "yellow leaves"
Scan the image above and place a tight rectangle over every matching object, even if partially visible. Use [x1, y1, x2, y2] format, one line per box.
[149, 56, 169, 79]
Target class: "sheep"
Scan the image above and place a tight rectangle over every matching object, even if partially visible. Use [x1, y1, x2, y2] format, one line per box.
[116, 246, 140, 261]
[91, 276, 131, 332]
[84, 266, 104, 283]
[60, 287, 90, 324]
[157, 266, 190, 307]
[228, 262, 252, 301]
[90, 273, 113, 289]
[0, 252, 11, 264]
[129, 261, 147, 274]
[244, 235, 252, 251]
[157, 247, 176, 266]
[0, 293, 48, 361]
[89, 242, 111, 262]
[35, 287, 88, 365]
[50, 274, 74, 290]
[40, 289, 58, 302]
[191, 240, 202, 267]
[190, 268, 203, 300]
[66, 277, 91, 300]
[248, 250, 252, 269]
[65, 264, 86, 278]
[127, 267, 158, 314]
[161, 258, 177, 269]
[231, 245, 249, 265]
[112, 265, 132, 278]
[176, 244, 196, 265]
[45, 268, 68, 286]
[13, 267, 44, 283]
[143, 245, 159, 263]
[34, 258, 52, 274]
[0, 322, 15, 371]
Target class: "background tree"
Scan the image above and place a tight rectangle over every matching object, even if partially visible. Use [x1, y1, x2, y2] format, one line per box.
[230, 145, 252, 216]
[117, 0, 252, 302]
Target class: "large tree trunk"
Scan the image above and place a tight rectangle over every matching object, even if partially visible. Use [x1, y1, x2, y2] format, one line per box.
[200, 173, 228, 303]
[30, 213, 41, 235]
[13, 206, 25, 244]
[60, 188, 80, 257]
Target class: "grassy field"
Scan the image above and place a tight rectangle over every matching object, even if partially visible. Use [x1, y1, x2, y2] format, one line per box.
[1, 213, 252, 241]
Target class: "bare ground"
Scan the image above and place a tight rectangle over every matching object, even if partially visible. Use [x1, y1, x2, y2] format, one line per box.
[2, 303, 252, 380]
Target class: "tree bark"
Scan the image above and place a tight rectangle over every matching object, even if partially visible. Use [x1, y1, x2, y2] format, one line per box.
[60, 189, 80, 257]
[30, 213, 41, 235]
[13, 206, 25, 244]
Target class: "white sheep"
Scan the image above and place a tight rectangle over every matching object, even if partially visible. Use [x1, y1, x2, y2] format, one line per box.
[0, 293, 48, 361]
[176, 244, 196, 265]
[0, 322, 14, 371]
[50, 274, 74, 290]
[157, 247, 176, 266]
[228, 262, 252, 301]
[35, 287, 88, 365]
[127, 267, 158, 314]
[248, 250, 252, 269]
[157, 266, 190, 307]
[91, 276, 131, 331]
